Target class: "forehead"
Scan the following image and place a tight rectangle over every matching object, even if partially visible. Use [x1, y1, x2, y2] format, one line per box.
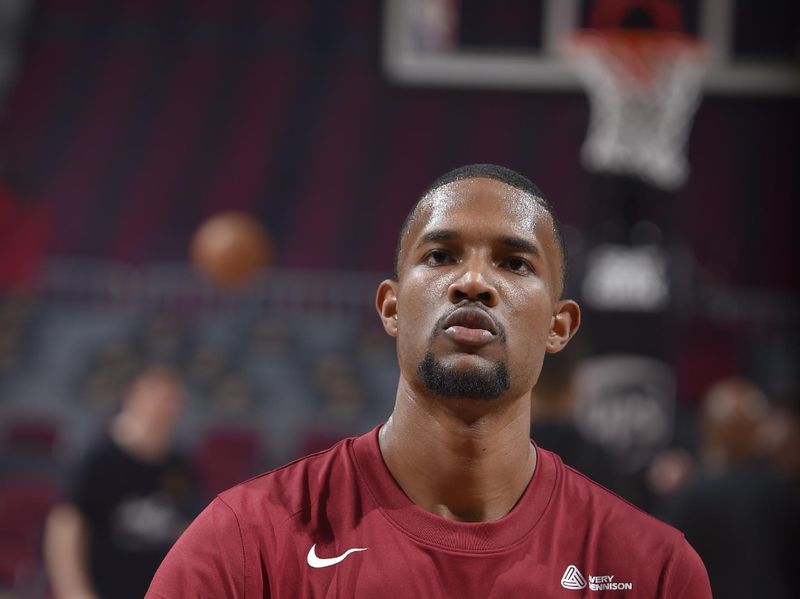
[407, 177, 554, 246]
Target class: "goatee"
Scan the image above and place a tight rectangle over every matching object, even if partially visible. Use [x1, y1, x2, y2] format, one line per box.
[417, 351, 510, 400]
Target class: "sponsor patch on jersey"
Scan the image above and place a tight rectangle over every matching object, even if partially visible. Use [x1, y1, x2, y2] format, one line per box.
[561, 566, 634, 591]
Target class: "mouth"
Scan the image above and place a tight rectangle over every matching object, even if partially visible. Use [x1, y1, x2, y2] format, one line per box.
[440, 306, 499, 347]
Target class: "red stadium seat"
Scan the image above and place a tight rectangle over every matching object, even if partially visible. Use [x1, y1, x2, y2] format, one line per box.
[0, 478, 59, 590]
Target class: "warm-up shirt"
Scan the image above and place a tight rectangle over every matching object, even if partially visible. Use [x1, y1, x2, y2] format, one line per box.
[147, 426, 711, 598]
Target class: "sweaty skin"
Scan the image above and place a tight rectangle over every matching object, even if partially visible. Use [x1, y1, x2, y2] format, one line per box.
[376, 177, 580, 522]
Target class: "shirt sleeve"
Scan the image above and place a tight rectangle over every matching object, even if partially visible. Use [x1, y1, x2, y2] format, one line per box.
[146, 497, 257, 599]
[662, 535, 712, 599]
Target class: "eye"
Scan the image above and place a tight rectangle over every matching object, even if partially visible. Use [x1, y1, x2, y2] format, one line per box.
[423, 249, 454, 266]
[503, 256, 533, 274]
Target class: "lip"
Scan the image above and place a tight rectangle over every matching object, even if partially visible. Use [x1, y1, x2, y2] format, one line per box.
[441, 306, 498, 347]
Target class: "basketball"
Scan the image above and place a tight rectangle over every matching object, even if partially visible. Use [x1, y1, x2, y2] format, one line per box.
[190, 211, 272, 288]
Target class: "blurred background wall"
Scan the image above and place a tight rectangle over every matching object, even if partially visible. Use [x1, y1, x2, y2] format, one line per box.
[0, 0, 797, 597]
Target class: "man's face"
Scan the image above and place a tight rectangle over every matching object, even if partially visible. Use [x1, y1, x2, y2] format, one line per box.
[128, 375, 185, 440]
[379, 177, 577, 402]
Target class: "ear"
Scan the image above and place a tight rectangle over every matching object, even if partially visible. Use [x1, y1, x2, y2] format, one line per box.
[546, 299, 580, 353]
[375, 279, 399, 337]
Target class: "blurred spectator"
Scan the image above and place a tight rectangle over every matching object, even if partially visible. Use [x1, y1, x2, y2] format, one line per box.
[44, 366, 198, 599]
[657, 377, 798, 599]
[530, 350, 622, 494]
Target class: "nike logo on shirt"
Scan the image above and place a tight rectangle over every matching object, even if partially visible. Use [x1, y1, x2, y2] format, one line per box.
[306, 544, 368, 568]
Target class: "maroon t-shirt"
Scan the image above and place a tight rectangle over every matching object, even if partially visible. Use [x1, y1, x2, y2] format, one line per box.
[147, 426, 710, 598]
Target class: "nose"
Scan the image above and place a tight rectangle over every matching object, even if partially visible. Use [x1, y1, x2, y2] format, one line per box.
[447, 259, 498, 307]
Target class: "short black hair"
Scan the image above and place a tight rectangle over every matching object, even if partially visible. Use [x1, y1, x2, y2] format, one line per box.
[393, 164, 567, 294]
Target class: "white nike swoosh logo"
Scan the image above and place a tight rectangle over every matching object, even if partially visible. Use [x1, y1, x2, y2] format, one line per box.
[306, 544, 368, 568]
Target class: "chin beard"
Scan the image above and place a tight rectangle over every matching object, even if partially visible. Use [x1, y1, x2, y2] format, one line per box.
[417, 351, 510, 400]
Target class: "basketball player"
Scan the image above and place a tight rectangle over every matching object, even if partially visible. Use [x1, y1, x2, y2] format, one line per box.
[147, 164, 711, 597]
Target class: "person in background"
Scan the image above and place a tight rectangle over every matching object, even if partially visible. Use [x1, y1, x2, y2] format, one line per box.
[44, 366, 197, 599]
[658, 377, 798, 599]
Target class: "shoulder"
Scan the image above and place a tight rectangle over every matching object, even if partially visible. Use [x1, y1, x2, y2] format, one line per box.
[76, 435, 120, 465]
[217, 435, 357, 524]
[148, 437, 360, 599]
[147, 496, 248, 598]
[547, 449, 689, 554]
[69, 437, 123, 491]
[544, 451, 711, 596]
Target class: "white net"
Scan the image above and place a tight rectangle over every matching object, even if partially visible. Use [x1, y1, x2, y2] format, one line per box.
[564, 32, 707, 190]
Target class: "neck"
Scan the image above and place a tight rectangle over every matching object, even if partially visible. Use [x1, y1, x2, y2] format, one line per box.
[379, 377, 536, 522]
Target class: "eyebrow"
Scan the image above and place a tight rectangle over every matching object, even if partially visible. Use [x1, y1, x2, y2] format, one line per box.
[416, 230, 541, 257]
[497, 235, 540, 257]
[417, 229, 458, 247]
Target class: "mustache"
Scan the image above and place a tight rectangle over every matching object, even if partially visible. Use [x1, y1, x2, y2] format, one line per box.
[430, 302, 506, 342]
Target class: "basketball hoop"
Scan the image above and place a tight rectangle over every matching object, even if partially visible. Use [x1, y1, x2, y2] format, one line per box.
[563, 13, 708, 190]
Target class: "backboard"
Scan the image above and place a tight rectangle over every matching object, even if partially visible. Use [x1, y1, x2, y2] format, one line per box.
[383, 0, 800, 95]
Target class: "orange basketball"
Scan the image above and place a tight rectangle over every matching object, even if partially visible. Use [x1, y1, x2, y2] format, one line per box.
[190, 211, 273, 288]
